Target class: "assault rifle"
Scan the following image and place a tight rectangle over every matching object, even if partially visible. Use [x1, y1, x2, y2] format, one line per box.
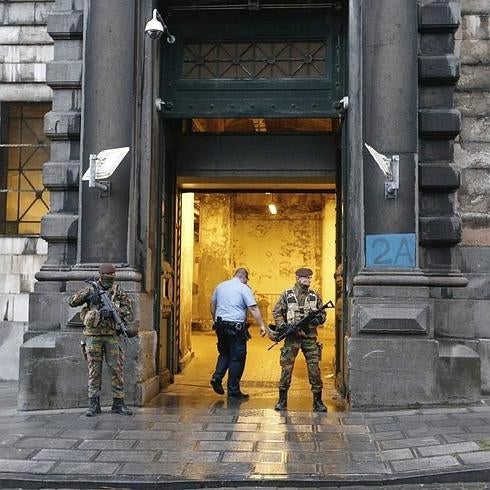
[267, 300, 335, 351]
[86, 278, 130, 340]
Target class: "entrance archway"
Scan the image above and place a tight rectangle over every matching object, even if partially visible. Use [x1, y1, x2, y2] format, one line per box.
[169, 190, 339, 408]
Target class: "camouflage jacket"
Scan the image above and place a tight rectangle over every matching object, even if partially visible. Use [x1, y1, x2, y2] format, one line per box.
[68, 282, 132, 336]
[272, 283, 326, 338]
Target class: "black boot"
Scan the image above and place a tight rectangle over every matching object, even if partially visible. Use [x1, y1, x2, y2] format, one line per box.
[313, 392, 328, 412]
[111, 398, 133, 415]
[274, 390, 288, 411]
[86, 396, 99, 417]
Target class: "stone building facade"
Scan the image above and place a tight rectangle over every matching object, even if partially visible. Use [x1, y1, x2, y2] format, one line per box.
[0, 0, 488, 409]
[453, 0, 490, 392]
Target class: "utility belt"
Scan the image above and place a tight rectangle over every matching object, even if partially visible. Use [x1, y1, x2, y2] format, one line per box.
[214, 317, 249, 337]
[215, 317, 245, 330]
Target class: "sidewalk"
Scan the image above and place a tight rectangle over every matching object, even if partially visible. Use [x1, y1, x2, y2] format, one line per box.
[1, 380, 490, 489]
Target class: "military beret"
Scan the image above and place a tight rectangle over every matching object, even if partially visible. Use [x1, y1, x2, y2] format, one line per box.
[99, 263, 116, 274]
[295, 267, 313, 277]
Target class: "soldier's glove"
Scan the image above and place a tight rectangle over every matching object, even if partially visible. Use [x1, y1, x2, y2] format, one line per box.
[85, 292, 100, 306]
[99, 305, 113, 319]
[310, 316, 323, 327]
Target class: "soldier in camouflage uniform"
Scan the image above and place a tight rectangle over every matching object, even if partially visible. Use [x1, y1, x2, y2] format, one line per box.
[272, 267, 328, 412]
[68, 263, 133, 417]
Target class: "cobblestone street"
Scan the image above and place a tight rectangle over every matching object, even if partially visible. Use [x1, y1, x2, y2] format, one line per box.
[1, 331, 490, 488]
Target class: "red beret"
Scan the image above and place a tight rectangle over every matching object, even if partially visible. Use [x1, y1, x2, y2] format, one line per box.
[295, 267, 313, 277]
[99, 263, 116, 274]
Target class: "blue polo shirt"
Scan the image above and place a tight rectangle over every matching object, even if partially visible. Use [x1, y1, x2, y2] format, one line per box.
[211, 277, 257, 323]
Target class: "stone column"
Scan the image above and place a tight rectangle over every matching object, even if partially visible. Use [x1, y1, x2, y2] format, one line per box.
[19, 0, 161, 410]
[78, 0, 134, 264]
[345, 0, 475, 408]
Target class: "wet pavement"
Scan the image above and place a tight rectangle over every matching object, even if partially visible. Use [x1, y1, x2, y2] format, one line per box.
[1, 331, 490, 489]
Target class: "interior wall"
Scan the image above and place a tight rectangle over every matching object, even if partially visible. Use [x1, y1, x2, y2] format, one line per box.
[194, 194, 232, 328]
[179, 193, 195, 369]
[322, 194, 337, 327]
[231, 194, 330, 326]
[184, 193, 337, 331]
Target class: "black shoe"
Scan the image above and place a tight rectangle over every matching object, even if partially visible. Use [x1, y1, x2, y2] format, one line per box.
[86, 396, 99, 417]
[210, 378, 224, 395]
[313, 392, 328, 413]
[227, 391, 249, 399]
[274, 390, 288, 411]
[111, 398, 133, 416]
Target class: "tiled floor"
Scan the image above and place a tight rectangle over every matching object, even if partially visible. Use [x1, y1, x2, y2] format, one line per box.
[151, 326, 343, 412]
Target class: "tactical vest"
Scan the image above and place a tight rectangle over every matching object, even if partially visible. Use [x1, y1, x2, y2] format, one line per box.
[285, 288, 318, 324]
[82, 285, 120, 336]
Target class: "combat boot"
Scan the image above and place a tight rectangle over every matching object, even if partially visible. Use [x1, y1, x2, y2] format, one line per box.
[312, 391, 328, 412]
[274, 390, 288, 411]
[86, 396, 99, 417]
[111, 398, 133, 415]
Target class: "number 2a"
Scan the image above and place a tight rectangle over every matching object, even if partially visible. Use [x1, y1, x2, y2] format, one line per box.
[372, 237, 414, 266]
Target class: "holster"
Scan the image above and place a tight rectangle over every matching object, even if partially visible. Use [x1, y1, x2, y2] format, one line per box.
[213, 316, 223, 331]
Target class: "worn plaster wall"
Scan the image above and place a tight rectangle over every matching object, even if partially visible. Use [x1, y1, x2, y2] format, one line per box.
[195, 194, 232, 326]
[0, 1, 53, 380]
[453, 0, 490, 392]
[190, 193, 336, 330]
[179, 193, 194, 368]
[231, 194, 335, 327]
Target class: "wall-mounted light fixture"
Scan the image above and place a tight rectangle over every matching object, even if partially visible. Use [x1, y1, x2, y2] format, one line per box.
[144, 9, 175, 44]
[82, 147, 130, 197]
[365, 143, 400, 199]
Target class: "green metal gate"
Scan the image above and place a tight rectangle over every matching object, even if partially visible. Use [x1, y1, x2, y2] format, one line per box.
[160, 5, 345, 118]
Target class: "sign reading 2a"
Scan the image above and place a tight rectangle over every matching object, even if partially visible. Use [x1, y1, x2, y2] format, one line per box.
[365, 233, 416, 268]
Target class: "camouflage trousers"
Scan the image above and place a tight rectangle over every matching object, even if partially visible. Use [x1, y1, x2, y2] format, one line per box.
[278, 336, 323, 393]
[85, 335, 124, 398]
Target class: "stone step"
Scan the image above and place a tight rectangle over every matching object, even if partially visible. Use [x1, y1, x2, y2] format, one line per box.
[0, 321, 28, 381]
[0, 293, 29, 322]
[0, 237, 47, 255]
[0, 255, 46, 275]
[0, 273, 20, 293]
[0, 273, 39, 294]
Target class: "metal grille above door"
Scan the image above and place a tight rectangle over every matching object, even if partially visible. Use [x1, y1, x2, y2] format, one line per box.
[182, 41, 327, 79]
[160, 8, 345, 118]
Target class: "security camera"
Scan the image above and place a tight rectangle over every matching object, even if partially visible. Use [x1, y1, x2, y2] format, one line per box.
[145, 10, 164, 40]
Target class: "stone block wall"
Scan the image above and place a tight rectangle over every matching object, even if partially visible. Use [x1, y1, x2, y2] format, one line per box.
[453, 0, 490, 392]
[0, 237, 47, 380]
[0, 1, 54, 101]
[0, 1, 53, 379]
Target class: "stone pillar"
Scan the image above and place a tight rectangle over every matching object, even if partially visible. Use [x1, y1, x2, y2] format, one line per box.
[19, 0, 161, 409]
[345, 0, 478, 408]
[78, 0, 134, 263]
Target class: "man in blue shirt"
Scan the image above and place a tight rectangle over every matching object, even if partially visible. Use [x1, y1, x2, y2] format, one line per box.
[210, 268, 266, 399]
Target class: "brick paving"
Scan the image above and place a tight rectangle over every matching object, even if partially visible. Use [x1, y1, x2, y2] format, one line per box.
[1, 332, 490, 488]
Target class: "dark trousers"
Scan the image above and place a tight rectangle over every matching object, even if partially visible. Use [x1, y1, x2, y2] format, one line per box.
[212, 326, 247, 395]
